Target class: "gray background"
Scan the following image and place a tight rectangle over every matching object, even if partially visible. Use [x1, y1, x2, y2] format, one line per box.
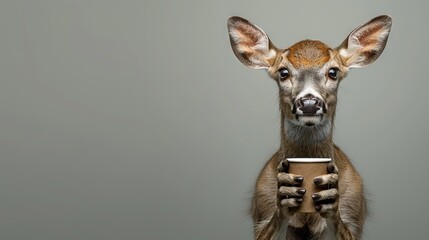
[1, 1, 428, 239]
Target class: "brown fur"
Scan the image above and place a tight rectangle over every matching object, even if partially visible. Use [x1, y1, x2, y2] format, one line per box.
[228, 15, 392, 239]
[287, 40, 331, 69]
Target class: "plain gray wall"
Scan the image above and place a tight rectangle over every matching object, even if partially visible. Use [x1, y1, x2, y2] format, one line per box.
[1, 1, 428, 239]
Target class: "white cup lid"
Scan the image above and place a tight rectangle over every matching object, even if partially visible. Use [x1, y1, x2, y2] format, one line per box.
[287, 158, 331, 163]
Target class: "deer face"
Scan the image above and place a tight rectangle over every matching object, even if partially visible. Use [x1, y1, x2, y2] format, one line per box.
[270, 40, 343, 128]
[228, 16, 391, 141]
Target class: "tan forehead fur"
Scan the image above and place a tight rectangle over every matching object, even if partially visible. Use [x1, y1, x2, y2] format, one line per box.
[286, 40, 332, 69]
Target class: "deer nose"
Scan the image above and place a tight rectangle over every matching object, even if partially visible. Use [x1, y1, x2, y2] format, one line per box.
[293, 95, 325, 115]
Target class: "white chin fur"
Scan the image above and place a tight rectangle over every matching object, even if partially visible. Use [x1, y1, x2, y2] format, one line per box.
[285, 117, 331, 144]
[297, 115, 323, 126]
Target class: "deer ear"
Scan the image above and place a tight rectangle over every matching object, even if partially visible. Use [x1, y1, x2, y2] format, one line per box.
[227, 16, 278, 69]
[338, 15, 392, 69]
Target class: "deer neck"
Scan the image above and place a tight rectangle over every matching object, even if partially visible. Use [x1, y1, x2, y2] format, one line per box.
[280, 112, 335, 159]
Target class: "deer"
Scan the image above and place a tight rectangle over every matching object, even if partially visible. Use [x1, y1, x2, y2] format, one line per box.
[227, 15, 392, 240]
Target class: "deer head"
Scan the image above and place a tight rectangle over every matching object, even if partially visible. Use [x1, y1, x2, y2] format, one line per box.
[227, 15, 392, 144]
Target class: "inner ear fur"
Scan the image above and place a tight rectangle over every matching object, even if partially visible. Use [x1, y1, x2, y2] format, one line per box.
[337, 15, 392, 68]
[227, 16, 278, 69]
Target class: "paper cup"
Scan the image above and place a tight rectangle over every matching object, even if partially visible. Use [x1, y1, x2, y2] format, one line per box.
[287, 158, 331, 213]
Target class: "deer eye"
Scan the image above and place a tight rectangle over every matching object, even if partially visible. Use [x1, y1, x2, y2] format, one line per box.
[328, 68, 339, 80]
[278, 68, 289, 80]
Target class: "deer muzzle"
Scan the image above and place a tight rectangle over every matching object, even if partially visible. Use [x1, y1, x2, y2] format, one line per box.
[292, 95, 326, 116]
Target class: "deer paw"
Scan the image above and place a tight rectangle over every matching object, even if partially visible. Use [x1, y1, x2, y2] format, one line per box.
[277, 160, 306, 217]
[312, 162, 339, 218]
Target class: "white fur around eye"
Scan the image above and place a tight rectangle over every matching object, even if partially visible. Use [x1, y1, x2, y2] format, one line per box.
[279, 79, 292, 91]
[325, 79, 338, 92]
